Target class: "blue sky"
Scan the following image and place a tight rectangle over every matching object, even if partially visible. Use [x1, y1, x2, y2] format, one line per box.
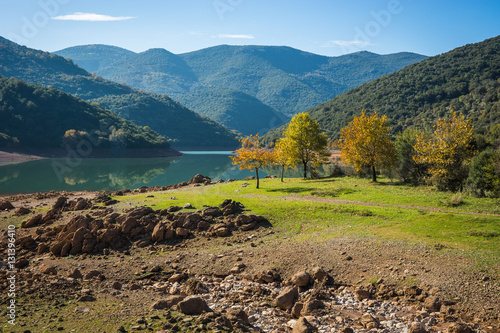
[1, 0, 499, 57]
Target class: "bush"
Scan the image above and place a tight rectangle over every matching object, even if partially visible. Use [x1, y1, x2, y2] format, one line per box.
[466, 149, 500, 197]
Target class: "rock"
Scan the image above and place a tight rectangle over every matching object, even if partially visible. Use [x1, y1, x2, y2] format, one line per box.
[98, 227, 121, 244]
[112, 281, 122, 290]
[310, 267, 328, 281]
[14, 207, 31, 216]
[292, 317, 318, 333]
[361, 313, 378, 329]
[121, 217, 138, 234]
[85, 270, 104, 280]
[184, 203, 194, 209]
[168, 273, 187, 283]
[354, 287, 371, 301]
[52, 196, 67, 210]
[423, 296, 441, 312]
[292, 302, 304, 318]
[408, 322, 428, 333]
[15, 258, 29, 269]
[447, 323, 472, 333]
[151, 295, 185, 310]
[40, 264, 57, 275]
[177, 296, 211, 315]
[68, 268, 83, 279]
[226, 308, 250, 326]
[202, 207, 222, 217]
[21, 214, 43, 228]
[215, 226, 230, 237]
[275, 286, 298, 310]
[301, 299, 324, 315]
[151, 222, 167, 242]
[188, 174, 211, 184]
[342, 328, 354, 333]
[0, 200, 14, 210]
[291, 271, 311, 287]
[167, 206, 182, 213]
[175, 227, 190, 238]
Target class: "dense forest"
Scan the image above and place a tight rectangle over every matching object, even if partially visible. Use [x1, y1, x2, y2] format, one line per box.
[264, 36, 500, 146]
[0, 36, 239, 149]
[0, 77, 170, 150]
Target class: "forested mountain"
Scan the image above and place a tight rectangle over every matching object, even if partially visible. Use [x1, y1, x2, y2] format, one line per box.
[56, 43, 426, 134]
[0, 76, 171, 152]
[176, 87, 289, 135]
[0, 36, 239, 149]
[264, 36, 500, 144]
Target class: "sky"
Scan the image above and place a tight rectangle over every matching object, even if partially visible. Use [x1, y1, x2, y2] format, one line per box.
[1, 0, 499, 57]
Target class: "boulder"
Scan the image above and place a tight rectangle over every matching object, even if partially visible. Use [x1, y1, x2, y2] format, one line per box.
[188, 174, 211, 184]
[151, 222, 167, 242]
[310, 267, 328, 281]
[14, 207, 31, 216]
[226, 308, 250, 326]
[354, 287, 371, 301]
[275, 286, 298, 309]
[177, 296, 212, 315]
[40, 264, 57, 275]
[151, 295, 185, 310]
[291, 271, 311, 287]
[291, 302, 304, 318]
[21, 214, 43, 228]
[120, 217, 138, 234]
[447, 323, 472, 333]
[0, 200, 14, 210]
[301, 299, 324, 315]
[360, 313, 379, 329]
[201, 207, 222, 217]
[424, 296, 441, 312]
[68, 268, 83, 279]
[408, 322, 428, 333]
[52, 196, 67, 209]
[292, 317, 318, 333]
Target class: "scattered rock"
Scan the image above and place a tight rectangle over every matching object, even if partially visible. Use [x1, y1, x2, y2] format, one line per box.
[151, 295, 185, 310]
[292, 271, 311, 287]
[424, 296, 441, 312]
[0, 200, 14, 210]
[292, 317, 318, 333]
[447, 323, 472, 333]
[354, 287, 371, 301]
[275, 286, 298, 310]
[39, 264, 57, 275]
[68, 268, 83, 279]
[14, 207, 31, 216]
[409, 322, 428, 333]
[177, 296, 211, 315]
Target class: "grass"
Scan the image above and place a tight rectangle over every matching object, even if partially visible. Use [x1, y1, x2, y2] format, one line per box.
[109, 177, 500, 257]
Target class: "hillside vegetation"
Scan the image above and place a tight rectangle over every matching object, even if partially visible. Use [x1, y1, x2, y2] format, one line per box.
[56, 44, 426, 134]
[0, 37, 239, 149]
[0, 77, 170, 151]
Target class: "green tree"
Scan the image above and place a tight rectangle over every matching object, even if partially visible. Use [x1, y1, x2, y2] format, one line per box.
[395, 128, 427, 183]
[336, 111, 397, 182]
[466, 148, 500, 197]
[282, 113, 329, 179]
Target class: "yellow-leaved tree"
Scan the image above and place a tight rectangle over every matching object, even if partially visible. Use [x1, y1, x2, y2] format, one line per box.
[336, 110, 396, 182]
[231, 134, 274, 189]
[413, 112, 475, 191]
[273, 137, 295, 182]
[282, 112, 329, 179]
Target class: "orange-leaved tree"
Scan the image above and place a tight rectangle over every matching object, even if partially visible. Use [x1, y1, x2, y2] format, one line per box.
[336, 110, 396, 182]
[413, 111, 475, 191]
[231, 134, 274, 189]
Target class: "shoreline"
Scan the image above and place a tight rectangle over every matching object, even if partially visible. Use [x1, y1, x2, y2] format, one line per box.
[0, 148, 183, 166]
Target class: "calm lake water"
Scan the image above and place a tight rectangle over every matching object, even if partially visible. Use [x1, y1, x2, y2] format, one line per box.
[0, 152, 259, 194]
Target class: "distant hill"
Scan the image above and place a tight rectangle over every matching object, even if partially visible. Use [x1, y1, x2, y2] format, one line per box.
[0, 76, 173, 155]
[264, 35, 500, 143]
[176, 87, 289, 135]
[0, 36, 239, 149]
[56, 43, 426, 134]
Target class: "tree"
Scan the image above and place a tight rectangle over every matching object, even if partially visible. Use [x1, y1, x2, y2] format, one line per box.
[413, 112, 475, 191]
[282, 112, 329, 179]
[466, 148, 500, 197]
[395, 128, 427, 184]
[231, 134, 274, 189]
[273, 137, 295, 182]
[336, 110, 397, 182]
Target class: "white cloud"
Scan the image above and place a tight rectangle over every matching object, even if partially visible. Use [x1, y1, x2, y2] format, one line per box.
[322, 40, 374, 47]
[52, 12, 134, 22]
[215, 34, 255, 39]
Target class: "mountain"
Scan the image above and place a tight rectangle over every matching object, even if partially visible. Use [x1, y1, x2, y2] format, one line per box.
[0, 36, 239, 149]
[176, 87, 289, 135]
[0, 76, 174, 155]
[264, 35, 500, 143]
[55, 44, 426, 134]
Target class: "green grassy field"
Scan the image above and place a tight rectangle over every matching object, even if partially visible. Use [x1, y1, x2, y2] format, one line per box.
[112, 176, 500, 257]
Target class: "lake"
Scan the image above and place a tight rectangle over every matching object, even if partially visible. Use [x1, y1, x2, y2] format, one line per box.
[0, 152, 259, 194]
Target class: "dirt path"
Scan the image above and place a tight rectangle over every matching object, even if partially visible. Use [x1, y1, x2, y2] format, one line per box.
[238, 194, 500, 217]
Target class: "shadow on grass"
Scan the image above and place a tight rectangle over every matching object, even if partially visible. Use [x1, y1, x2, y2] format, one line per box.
[265, 187, 316, 194]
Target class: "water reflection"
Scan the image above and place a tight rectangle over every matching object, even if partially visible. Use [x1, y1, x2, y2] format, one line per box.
[0, 153, 256, 194]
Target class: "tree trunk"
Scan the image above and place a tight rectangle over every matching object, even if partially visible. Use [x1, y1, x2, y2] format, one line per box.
[281, 165, 284, 182]
[372, 165, 377, 182]
[303, 161, 308, 179]
[255, 168, 260, 189]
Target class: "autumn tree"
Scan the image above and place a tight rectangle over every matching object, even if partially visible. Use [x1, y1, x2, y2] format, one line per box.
[336, 111, 397, 182]
[231, 134, 274, 189]
[282, 112, 329, 179]
[273, 137, 295, 182]
[413, 112, 475, 191]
